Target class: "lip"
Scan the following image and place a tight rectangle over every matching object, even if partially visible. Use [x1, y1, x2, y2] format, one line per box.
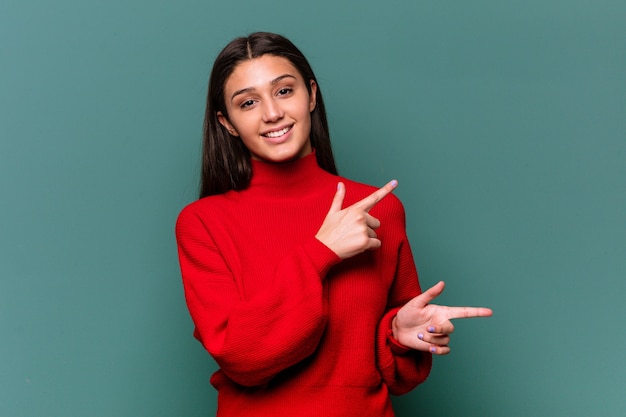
[261, 124, 293, 144]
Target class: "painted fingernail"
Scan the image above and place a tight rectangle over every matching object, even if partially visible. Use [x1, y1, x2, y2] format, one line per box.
[428, 326, 435, 333]
[430, 347, 437, 353]
[390, 180, 398, 187]
[418, 333, 424, 340]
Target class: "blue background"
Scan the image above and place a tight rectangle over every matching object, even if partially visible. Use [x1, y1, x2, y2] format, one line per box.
[1, 0, 624, 416]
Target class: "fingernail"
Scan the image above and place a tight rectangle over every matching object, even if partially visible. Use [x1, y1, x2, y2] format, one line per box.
[390, 180, 398, 187]
[417, 333, 424, 340]
[430, 347, 436, 353]
[428, 326, 435, 333]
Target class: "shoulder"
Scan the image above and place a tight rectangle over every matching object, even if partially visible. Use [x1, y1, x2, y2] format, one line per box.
[175, 193, 236, 233]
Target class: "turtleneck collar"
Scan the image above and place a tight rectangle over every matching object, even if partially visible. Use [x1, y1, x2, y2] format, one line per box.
[247, 151, 334, 199]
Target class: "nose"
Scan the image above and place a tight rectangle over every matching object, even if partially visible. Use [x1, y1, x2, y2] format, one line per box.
[262, 98, 283, 123]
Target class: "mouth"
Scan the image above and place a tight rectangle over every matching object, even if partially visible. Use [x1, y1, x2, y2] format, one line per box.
[262, 125, 292, 138]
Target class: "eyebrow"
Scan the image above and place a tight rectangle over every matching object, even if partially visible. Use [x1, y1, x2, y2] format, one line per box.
[230, 74, 297, 102]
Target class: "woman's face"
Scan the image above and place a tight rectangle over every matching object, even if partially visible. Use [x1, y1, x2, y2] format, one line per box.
[218, 54, 317, 163]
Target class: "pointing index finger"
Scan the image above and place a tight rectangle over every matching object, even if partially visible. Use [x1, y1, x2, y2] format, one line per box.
[357, 180, 398, 211]
[446, 306, 494, 320]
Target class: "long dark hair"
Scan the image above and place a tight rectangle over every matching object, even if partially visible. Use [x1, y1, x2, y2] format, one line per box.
[199, 32, 337, 198]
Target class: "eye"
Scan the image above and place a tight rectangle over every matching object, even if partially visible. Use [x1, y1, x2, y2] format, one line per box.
[239, 99, 256, 109]
[277, 87, 293, 96]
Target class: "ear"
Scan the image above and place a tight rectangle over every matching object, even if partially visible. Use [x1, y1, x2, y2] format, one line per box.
[217, 111, 239, 137]
[308, 79, 317, 112]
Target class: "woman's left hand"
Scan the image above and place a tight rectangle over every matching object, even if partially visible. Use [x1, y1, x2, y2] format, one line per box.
[392, 281, 493, 355]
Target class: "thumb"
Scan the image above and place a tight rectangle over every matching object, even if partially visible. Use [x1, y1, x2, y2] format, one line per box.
[411, 281, 446, 308]
[328, 182, 346, 213]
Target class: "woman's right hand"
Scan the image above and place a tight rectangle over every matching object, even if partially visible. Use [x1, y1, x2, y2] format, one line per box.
[315, 180, 398, 260]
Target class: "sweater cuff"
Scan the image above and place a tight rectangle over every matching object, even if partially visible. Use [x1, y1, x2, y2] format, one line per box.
[303, 238, 342, 280]
[383, 308, 412, 355]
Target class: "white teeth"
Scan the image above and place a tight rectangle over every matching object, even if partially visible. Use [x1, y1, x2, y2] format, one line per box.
[264, 126, 290, 138]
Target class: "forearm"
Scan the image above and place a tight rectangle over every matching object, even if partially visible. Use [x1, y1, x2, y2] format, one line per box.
[179, 228, 340, 386]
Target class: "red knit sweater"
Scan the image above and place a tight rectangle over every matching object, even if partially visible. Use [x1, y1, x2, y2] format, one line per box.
[175, 152, 432, 417]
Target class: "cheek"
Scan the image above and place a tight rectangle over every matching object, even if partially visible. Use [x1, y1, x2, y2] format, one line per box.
[296, 97, 314, 119]
[229, 113, 256, 135]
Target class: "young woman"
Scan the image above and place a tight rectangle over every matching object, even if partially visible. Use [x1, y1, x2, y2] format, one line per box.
[175, 32, 492, 417]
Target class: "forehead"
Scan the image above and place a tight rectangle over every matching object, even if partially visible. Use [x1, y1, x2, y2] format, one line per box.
[224, 55, 303, 93]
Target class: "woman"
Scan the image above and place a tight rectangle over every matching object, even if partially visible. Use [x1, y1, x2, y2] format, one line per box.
[176, 32, 492, 417]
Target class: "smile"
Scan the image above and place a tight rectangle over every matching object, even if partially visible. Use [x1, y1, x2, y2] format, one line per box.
[262, 126, 291, 138]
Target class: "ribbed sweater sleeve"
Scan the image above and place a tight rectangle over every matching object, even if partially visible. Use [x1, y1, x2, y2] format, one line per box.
[375, 200, 433, 395]
[176, 205, 341, 387]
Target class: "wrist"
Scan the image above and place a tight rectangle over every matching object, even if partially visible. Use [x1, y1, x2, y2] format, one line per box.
[388, 315, 411, 355]
[391, 315, 399, 340]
